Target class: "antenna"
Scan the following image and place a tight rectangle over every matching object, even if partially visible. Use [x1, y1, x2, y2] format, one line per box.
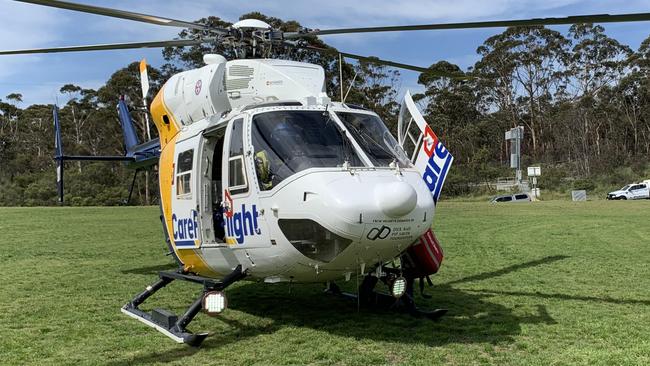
[342, 70, 359, 104]
[338, 53, 343, 102]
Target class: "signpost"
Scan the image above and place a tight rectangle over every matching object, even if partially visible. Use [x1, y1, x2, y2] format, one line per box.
[527, 166, 541, 199]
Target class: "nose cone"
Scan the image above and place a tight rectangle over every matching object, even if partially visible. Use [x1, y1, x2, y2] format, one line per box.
[375, 181, 418, 218]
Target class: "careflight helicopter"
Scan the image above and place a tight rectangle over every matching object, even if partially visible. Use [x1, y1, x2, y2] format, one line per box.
[4, 0, 650, 346]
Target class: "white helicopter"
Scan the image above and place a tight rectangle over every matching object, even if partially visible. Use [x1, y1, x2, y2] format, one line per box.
[4, 0, 650, 346]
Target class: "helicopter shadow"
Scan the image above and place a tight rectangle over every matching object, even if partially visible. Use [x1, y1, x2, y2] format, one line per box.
[203, 254, 570, 349]
[120, 263, 179, 275]
[108, 284, 555, 365]
[110, 255, 569, 364]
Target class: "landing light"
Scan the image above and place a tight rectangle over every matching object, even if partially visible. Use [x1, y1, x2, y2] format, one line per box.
[391, 277, 407, 298]
[202, 291, 227, 316]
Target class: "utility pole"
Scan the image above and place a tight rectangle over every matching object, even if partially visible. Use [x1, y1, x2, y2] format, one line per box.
[505, 126, 524, 187]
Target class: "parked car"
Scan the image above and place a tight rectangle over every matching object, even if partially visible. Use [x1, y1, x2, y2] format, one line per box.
[490, 193, 531, 203]
[606, 182, 650, 200]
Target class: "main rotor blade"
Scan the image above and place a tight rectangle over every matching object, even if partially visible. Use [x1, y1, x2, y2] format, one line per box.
[300, 45, 467, 78]
[286, 12, 650, 38]
[15, 0, 224, 32]
[0, 39, 208, 55]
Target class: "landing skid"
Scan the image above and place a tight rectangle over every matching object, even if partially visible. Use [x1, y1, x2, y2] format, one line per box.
[121, 265, 245, 347]
[327, 274, 447, 320]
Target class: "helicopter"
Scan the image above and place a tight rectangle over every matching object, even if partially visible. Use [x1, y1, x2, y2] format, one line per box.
[3, 0, 650, 347]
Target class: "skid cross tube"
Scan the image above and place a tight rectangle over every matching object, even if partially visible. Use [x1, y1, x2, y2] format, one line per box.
[122, 265, 245, 346]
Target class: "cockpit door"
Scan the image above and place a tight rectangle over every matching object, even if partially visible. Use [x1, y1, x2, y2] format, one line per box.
[222, 115, 271, 248]
[397, 90, 454, 204]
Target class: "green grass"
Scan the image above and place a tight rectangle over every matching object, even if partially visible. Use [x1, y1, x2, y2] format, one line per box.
[1, 201, 649, 365]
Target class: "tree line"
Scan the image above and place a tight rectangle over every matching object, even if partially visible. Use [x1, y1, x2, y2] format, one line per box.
[1, 13, 649, 206]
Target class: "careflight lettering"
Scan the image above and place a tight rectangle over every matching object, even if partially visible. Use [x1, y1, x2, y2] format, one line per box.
[421, 126, 454, 204]
[172, 210, 199, 247]
[225, 204, 261, 244]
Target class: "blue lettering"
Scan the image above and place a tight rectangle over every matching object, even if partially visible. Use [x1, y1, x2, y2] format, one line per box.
[171, 210, 201, 245]
[423, 165, 439, 192]
[223, 204, 262, 244]
[233, 212, 243, 244]
[187, 218, 194, 239]
[435, 142, 449, 160]
[421, 142, 453, 203]
[253, 205, 260, 235]
[242, 204, 254, 236]
[192, 210, 199, 239]
[227, 215, 233, 238]
[179, 218, 186, 239]
[172, 214, 178, 240]
[428, 151, 442, 174]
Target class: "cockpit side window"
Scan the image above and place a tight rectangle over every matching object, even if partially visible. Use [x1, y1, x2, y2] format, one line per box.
[228, 118, 249, 195]
[251, 110, 364, 191]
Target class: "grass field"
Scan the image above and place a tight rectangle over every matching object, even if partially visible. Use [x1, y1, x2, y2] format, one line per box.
[1, 201, 649, 365]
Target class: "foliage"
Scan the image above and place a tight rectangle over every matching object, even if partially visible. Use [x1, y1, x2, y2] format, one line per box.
[2, 17, 650, 206]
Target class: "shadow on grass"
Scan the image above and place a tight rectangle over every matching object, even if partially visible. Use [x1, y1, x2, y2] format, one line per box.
[110, 255, 572, 364]
[462, 289, 650, 306]
[446, 255, 571, 285]
[120, 263, 179, 275]
[107, 283, 556, 365]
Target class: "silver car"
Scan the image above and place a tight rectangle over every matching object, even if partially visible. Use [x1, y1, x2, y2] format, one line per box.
[490, 193, 531, 203]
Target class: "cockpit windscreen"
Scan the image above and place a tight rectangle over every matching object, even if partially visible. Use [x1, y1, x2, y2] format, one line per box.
[336, 112, 410, 167]
[251, 110, 363, 190]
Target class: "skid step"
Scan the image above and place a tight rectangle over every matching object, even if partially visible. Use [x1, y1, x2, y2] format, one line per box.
[121, 265, 245, 346]
[121, 305, 208, 346]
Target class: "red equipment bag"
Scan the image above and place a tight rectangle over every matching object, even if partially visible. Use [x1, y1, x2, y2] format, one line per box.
[402, 229, 444, 277]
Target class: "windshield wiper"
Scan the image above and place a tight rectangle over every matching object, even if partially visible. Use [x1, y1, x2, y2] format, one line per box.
[323, 109, 355, 167]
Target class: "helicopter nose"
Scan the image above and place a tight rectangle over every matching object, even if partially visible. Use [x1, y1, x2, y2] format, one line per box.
[374, 181, 417, 218]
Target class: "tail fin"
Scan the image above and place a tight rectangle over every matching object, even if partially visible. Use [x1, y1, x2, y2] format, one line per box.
[117, 96, 141, 155]
[52, 102, 138, 204]
[53, 105, 64, 204]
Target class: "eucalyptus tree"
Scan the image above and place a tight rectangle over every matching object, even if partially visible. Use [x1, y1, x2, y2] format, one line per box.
[559, 24, 633, 174]
[474, 26, 570, 158]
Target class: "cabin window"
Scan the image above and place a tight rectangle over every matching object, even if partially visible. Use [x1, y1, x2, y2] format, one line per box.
[228, 118, 248, 195]
[176, 149, 193, 198]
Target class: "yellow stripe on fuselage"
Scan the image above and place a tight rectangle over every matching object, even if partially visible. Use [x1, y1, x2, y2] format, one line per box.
[151, 85, 219, 277]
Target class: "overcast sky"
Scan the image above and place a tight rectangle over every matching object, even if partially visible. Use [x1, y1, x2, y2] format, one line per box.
[1, 0, 649, 106]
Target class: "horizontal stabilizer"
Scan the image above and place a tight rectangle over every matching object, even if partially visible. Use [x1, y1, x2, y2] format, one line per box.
[127, 138, 161, 169]
[51, 98, 161, 203]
